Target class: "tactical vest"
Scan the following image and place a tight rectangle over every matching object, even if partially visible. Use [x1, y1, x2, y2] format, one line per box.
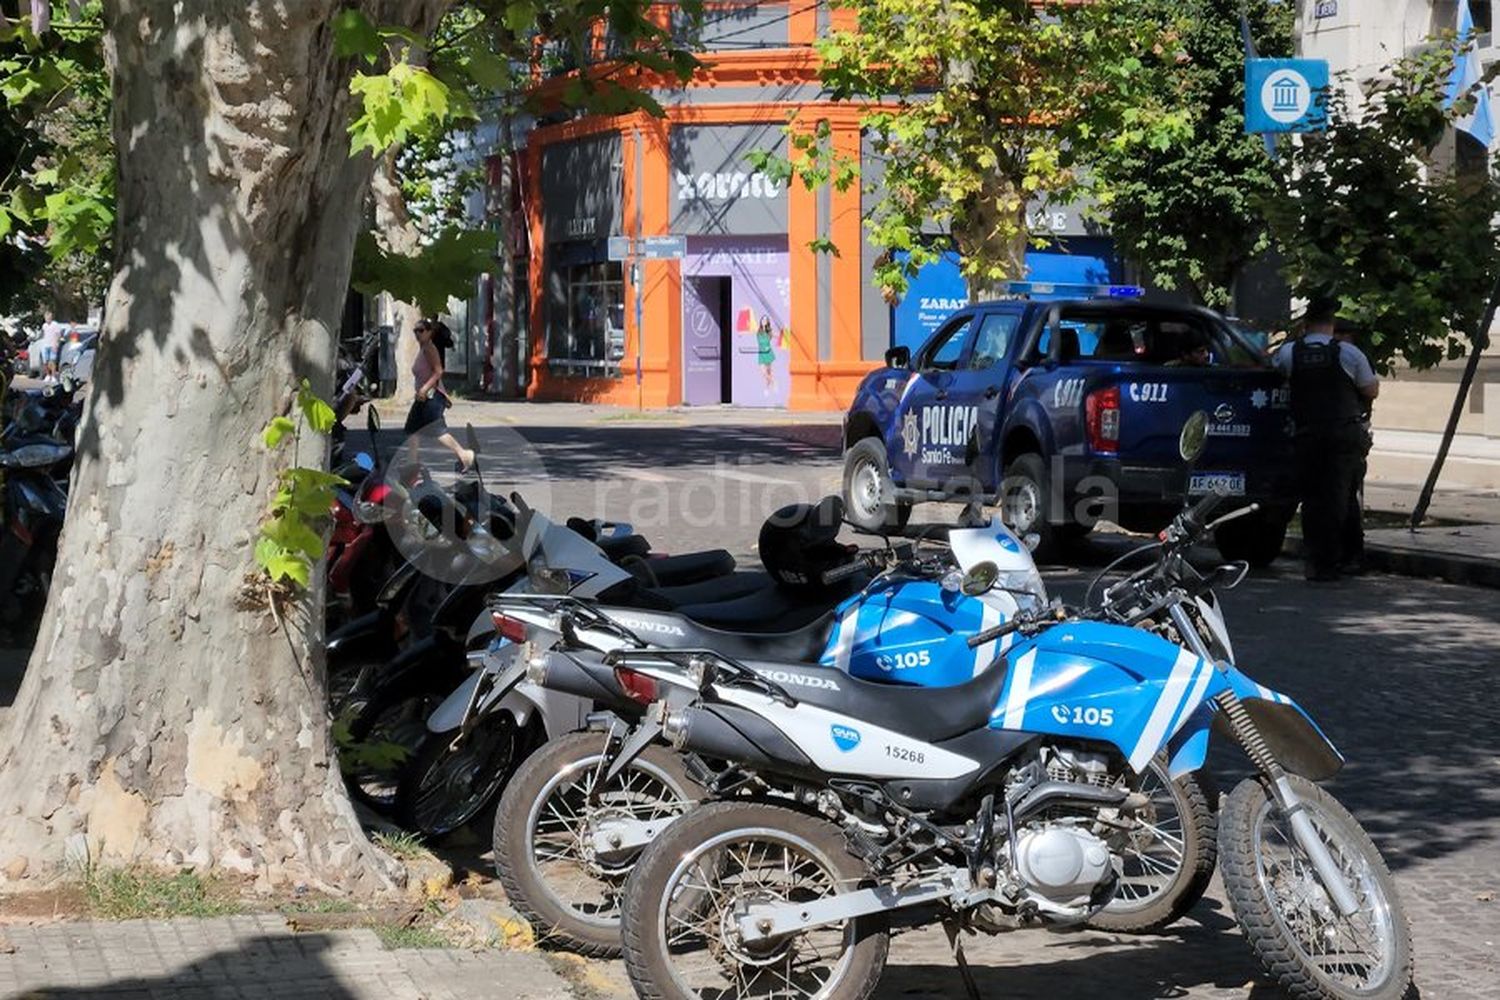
[1290, 338, 1363, 433]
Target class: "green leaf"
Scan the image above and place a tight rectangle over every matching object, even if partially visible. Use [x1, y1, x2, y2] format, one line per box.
[296, 381, 337, 434]
[351, 226, 496, 315]
[332, 9, 382, 63]
[254, 538, 311, 587]
[503, 0, 537, 35]
[261, 513, 325, 561]
[262, 416, 296, 449]
[0, 207, 10, 241]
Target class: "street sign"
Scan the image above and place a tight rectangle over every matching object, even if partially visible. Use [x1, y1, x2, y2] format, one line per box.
[607, 236, 633, 261]
[641, 235, 687, 260]
[1245, 58, 1329, 133]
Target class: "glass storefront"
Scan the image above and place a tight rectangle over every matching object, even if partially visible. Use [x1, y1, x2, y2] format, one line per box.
[548, 260, 624, 376]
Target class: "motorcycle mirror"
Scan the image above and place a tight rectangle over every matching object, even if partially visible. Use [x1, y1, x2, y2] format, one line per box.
[354, 452, 375, 473]
[465, 422, 481, 457]
[1211, 561, 1251, 590]
[961, 560, 1000, 596]
[1179, 411, 1209, 464]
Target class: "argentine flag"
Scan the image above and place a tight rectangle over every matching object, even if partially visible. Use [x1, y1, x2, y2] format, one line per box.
[1447, 0, 1495, 149]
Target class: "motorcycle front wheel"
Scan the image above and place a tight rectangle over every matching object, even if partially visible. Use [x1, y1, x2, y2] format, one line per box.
[1220, 775, 1413, 1000]
[1088, 757, 1217, 933]
[494, 731, 696, 956]
[621, 801, 889, 1000]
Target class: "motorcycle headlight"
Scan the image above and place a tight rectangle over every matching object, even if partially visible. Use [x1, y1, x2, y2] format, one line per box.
[528, 557, 571, 594]
[0, 442, 71, 469]
[354, 499, 385, 524]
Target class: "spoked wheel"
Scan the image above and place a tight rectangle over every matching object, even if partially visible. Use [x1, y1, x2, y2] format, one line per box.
[394, 719, 520, 839]
[621, 801, 888, 1000]
[338, 692, 438, 812]
[1221, 776, 1413, 1000]
[1090, 756, 1217, 933]
[495, 732, 696, 956]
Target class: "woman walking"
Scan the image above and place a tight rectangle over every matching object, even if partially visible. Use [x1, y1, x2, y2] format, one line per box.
[404, 318, 475, 472]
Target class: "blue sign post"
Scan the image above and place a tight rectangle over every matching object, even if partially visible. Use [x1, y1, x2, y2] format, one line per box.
[1245, 58, 1330, 133]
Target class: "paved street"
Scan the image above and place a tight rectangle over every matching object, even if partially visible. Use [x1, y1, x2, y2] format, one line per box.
[2, 403, 1498, 998]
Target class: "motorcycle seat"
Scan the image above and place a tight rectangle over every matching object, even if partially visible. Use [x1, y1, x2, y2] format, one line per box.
[595, 534, 652, 561]
[625, 548, 737, 587]
[650, 571, 772, 607]
[742, 657, 1010, 744]
[674, 577, 863, 635]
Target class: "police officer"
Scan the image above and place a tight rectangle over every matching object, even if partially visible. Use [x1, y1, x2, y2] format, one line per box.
[1274, 296, 1380, 582]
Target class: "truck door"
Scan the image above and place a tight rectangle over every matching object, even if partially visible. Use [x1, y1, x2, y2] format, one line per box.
[885, 312, 977, 489]
[941, 310, 1023, 492]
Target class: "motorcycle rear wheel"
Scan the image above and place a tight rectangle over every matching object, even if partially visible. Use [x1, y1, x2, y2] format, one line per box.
[621, 801, 888, 1000]
[1220, 776, 1413, 1000]
[394, 719, 520, 839]
[494, 731, 695, 957]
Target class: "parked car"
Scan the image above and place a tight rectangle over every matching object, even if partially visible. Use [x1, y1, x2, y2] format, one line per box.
[58, 329, 97, 381]
[842, 295, 1298, 565]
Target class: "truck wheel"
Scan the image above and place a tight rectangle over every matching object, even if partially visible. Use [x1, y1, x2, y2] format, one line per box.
[1001, 453, 1059, 560]
[843, 438, 911, 532]
[1214, 507, 1290, 568]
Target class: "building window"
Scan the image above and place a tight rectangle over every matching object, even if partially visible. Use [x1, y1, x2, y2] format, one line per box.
[549, 261, 625, 375]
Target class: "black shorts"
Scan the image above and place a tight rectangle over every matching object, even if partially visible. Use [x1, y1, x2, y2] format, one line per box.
[404, 394, 449, 436]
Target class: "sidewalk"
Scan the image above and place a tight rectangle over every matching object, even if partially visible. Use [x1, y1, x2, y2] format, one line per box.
[1317, 479, 1500, 588]
[0, 913, 574, 1000]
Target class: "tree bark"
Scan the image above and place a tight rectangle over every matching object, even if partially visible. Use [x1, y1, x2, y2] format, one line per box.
[370, 150, 426, 406]
[0, 0, 444, 892]
[955, 174, 1030, 299]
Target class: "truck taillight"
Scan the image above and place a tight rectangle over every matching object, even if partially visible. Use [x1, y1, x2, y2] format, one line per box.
[1086, 386, 1120, 454]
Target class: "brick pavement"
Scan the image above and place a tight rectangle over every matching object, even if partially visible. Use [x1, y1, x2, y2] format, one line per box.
[0, 913, 574, 999]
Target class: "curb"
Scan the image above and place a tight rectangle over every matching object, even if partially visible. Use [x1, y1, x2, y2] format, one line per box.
[1282, 533, 1500, 589]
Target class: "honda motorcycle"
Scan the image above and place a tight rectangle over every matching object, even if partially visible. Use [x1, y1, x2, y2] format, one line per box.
[481, 502, 1217, 955]
[607, 419, 1411, 1000]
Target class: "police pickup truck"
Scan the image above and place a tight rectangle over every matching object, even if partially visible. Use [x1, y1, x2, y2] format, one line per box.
[842, 296, 1296, 564]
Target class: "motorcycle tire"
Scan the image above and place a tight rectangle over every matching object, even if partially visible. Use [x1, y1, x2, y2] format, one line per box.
[394, 719, 521, 840]
[341, 689, 444, 812]
[494, 731, 696, 957]
[1088, 759, 1218, 933]
[1220, 775, 1413, 1000]
[621, 801, 889, 1000]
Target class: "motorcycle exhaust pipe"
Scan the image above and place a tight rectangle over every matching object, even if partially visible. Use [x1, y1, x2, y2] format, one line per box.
[664, 704, 812, 770]
[531, 650, 631, 707]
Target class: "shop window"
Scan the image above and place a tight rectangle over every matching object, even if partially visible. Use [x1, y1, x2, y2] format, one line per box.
[549, 261, 625, 376]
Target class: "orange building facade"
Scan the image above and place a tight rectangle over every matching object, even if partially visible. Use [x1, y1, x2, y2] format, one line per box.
[518, 3, 884, 411]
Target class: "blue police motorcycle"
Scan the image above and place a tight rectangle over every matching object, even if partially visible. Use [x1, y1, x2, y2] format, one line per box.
[485, 503, 1218, 955]
[611, 429, 1412, 1000]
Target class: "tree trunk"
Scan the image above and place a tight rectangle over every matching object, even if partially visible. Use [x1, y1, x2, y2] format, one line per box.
[493, 112, 520, 399]
[955, 174, 1029, 299]
[369, 147, 427, 408]
[0, 0, 443, 892]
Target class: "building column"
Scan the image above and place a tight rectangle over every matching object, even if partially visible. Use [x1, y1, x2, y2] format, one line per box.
[523, 140, 545, 398]
[639, 114, 681, 407]
[787, 118, 822, 410]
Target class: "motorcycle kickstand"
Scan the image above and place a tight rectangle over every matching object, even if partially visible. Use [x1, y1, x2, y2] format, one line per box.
[942, 920, 982, 1000]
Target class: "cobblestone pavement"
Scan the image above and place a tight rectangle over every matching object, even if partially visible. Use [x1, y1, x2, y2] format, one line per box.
[0, 913, 574, 999]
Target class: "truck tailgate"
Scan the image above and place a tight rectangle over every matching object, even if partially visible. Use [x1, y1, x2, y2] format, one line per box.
[1114, 367, 1291, 491]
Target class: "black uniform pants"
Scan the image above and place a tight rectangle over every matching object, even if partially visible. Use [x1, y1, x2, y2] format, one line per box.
[1295, 425, 1366, 577]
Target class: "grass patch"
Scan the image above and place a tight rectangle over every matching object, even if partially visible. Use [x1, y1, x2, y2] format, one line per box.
[372, 830, 430, 861]
[280, 897, 361, 915]
[596, 410, 681, 423]
[82, 866, 240, 920]
[374, 922, 457, 950]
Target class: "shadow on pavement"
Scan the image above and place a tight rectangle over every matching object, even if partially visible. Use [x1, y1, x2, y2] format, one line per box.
[9, 933, 361, 999]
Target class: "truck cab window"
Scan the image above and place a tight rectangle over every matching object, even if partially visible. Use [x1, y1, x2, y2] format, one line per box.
[921, 316, 974, 371]
[966, 313, 1020, 370]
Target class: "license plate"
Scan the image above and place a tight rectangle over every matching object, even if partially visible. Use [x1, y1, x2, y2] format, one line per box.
[1189, 472, 1246, 496]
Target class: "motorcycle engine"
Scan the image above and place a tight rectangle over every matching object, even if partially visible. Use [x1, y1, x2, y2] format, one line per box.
[1013, 825, 1114, 911]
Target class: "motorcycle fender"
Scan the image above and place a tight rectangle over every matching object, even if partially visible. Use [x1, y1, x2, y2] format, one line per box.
[427, 669, 489, 734]
[1164, 680, 1344, 782]
[325, 608, 389, 665]
[495, 683, 590, 739]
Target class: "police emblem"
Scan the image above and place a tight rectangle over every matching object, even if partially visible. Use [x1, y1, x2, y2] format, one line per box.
[902, 412, 920, 458]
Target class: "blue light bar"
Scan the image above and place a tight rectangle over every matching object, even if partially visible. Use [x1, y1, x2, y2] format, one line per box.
[1002, 281, 1144, 299]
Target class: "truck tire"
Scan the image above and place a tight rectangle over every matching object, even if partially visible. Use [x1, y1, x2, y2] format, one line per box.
[1214, 507, 1290, 568]
[1001, 453, 1060, 561]
[842, 437, 911, 532]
